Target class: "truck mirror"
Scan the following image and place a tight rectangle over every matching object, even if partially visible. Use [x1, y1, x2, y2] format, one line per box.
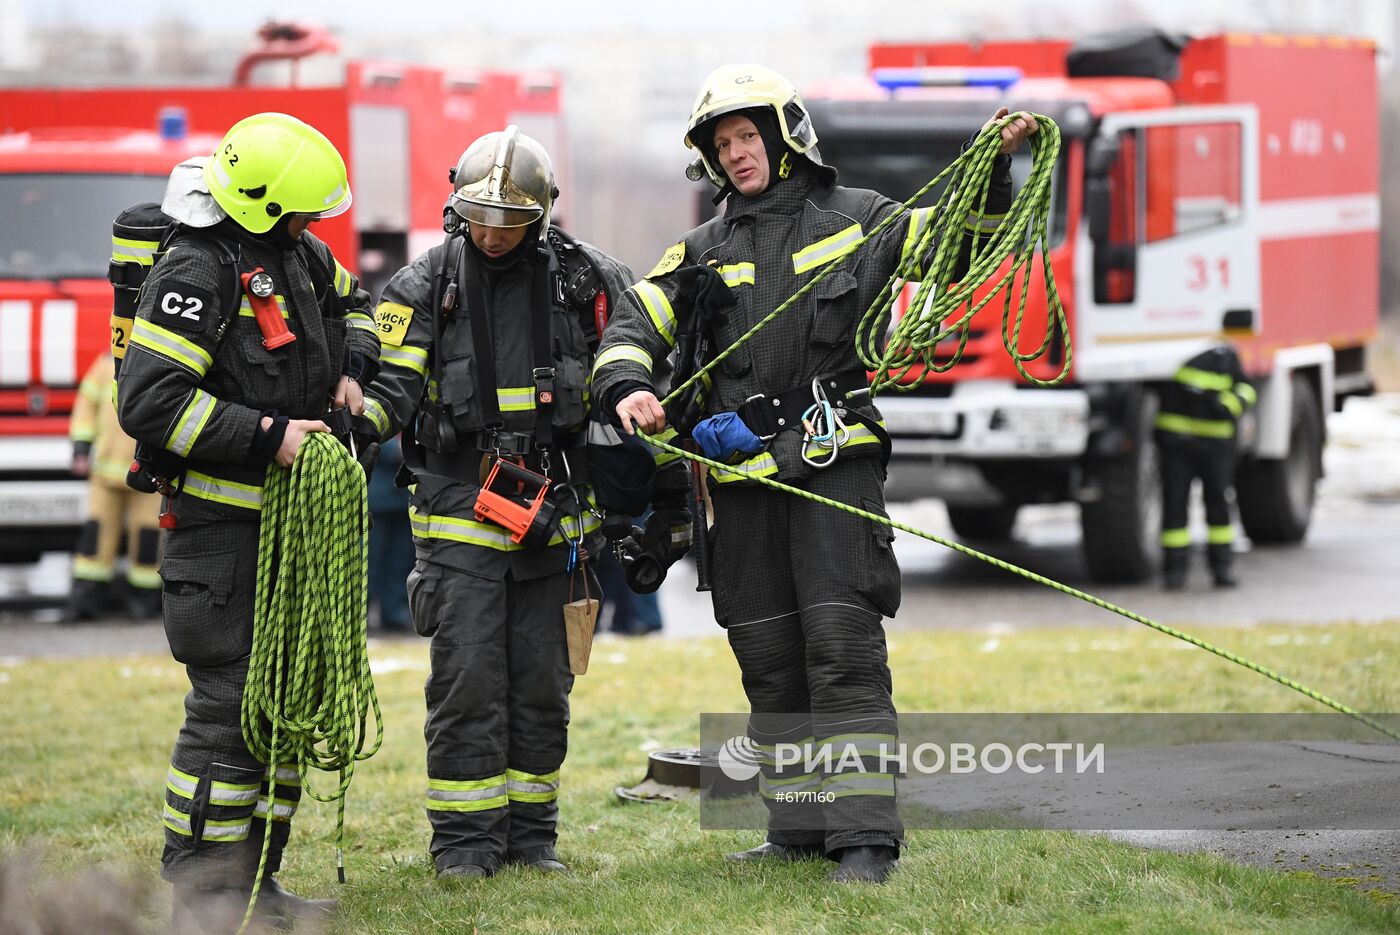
[1086, 176, 1111, 243]
[1086, 135, 1120, 177]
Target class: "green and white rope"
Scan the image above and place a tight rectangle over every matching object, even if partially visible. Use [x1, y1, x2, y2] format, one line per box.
[239, 432, 383, 930]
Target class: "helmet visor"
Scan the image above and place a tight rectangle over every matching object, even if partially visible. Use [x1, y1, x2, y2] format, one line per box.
[294, 185, 353, 221]
[449, 194, 542, 229]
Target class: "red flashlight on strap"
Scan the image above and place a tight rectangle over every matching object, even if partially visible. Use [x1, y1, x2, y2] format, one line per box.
[241, 268, 296, 349]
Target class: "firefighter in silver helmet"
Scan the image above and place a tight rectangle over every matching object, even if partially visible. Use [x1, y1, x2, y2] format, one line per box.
[356, 126, 638, 878]
[594, 65, 1038, 883]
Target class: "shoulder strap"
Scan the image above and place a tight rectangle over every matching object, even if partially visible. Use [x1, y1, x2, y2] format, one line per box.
[546, 226, 605, 350]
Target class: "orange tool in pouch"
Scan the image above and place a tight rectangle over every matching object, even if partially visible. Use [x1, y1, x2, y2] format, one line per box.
[241, 268, 296, 349]
[473, 458, 560, 546]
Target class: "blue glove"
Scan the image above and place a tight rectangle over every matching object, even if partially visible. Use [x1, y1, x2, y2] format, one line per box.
[692, 412, 764, 462]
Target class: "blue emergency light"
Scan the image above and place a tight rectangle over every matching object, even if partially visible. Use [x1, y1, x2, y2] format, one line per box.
[873, 66, 1023, 92]
[159, 106, 188, 141]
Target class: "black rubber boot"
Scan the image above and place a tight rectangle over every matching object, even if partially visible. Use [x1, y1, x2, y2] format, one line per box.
[170, 885, 250, 934]
[61, 578, 108, 623]
[1208, 544, 1238, 588]
[125, 583, 163, 619]
[827, 845, 899, 884]
[522, 858, 569, 873]
[725, 841, 827, 862]
[255, 877, 336, 928]
[1162, 547, 1189, 591]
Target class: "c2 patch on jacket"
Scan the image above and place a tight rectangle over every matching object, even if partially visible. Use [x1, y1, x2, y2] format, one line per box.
[152, 283, 217, 334]
[645, 242, 686, 279]
[375, 301, 413, 346]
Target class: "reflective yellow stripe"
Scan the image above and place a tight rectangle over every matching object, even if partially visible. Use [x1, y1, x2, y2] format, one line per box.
[1220, 391, 1242, 418]
[130, 318, 212, 376]
[963, 209, 1006, 233]
[128, 566, 162, 589]
[363, 396, 390, 436]
[898, 207, 936, 277]
[647, 427, 683, 466]
[162, 802, 250, 841]
[1175, 367, 1234, 392]
[497, 386, 535, 413]
[72, 556, 112, 582]
[803, 420, 885, 459]
[380, 343, 428, 378]
[631, 281, 677, 347]
[821, 771, 896, 798]
[409, 504, 601, 551]
[717, 262, 755, 287]
[1207, 525, 1235, 545]
[333, 260, 353, 297]
[1236, 382, 1257, 406]
[426, 775, 508, 813]
[237, 294, 289, 319]
[593, 343, 653, 377]
[710, 451, 778, 484]
[166, 389, 216, 457]
[1155, 413, 1234, 439]
[183, 470, 263, 510]
[112, 236, 158, 265]
[345, 311, 377, 333]
[792, 223, 862, 275]
[505, 768, 560, 803]
[1161, 528, 1191, 548]
[254, 796, 298, 822]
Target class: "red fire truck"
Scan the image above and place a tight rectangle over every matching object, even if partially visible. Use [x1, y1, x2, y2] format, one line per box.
[0, 23, 563, 563]
[802, 31, 1378, 582]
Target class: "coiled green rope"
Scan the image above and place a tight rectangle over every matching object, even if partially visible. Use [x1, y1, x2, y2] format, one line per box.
[240, 432, 384, 929]
[855, 114, 1069, 390]
[642, 113, 1397, 744]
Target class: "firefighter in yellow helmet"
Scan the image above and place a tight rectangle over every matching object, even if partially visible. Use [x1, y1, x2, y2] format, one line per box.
[116, 112, 379, 931]
[65, 351, 163, 621]
[355, 126, 637, 878]
[594, 65, 1037, 883]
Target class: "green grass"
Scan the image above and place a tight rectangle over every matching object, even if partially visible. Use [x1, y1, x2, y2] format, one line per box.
[3, 621, 1399, 933]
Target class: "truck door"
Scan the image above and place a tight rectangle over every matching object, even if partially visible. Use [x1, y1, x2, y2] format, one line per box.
[1077, 106, 1260, 381]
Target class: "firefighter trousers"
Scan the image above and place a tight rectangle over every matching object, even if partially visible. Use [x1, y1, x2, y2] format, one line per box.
[410, 558, 590, 873]
[157, 521, 300, 890]
[1157, 433, 1237, 562]
[73, 480, 162, 589]
[709, 455, 904, 854]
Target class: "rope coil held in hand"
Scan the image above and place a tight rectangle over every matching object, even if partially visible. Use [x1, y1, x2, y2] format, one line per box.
[240, 431, 384, 929]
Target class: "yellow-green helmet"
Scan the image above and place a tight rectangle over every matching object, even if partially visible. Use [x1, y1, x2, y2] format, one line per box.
[684, 63, 827, 188]
[446, 125, 557, 241]
[202, 112, 351, 235]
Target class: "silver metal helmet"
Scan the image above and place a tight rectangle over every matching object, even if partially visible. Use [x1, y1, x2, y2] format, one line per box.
[446, 125, 557, 241]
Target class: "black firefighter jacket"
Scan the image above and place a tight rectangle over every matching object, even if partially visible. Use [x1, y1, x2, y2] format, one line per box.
[592, 162, 1012, 487]
[116, 226, 379, 526]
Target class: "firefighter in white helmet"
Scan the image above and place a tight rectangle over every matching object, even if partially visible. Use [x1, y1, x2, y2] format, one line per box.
[594, 64, 1037, 883]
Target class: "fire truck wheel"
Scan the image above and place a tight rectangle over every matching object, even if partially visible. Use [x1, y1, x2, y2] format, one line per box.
[1236, 375, 1321, 544]
[946, 504, 1019, 541]
[1080, 389, 1160, 584]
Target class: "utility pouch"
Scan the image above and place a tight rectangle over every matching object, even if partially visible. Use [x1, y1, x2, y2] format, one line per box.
[473, 457, 560, 547]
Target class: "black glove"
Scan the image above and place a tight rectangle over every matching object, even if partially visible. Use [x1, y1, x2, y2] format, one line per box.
[671, 264, 736, 331]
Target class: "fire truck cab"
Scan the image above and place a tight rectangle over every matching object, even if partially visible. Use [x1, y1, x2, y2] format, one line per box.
[0, 24, 563, 563]
[803, 31, 1377, 582]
